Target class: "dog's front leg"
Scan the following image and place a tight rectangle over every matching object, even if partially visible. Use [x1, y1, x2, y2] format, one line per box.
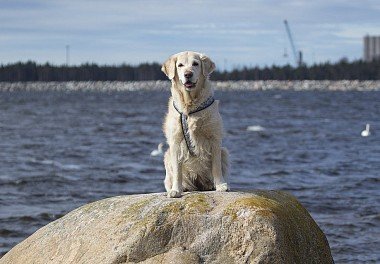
[167, 148, 183, 198]
[212, 145, 228, 191]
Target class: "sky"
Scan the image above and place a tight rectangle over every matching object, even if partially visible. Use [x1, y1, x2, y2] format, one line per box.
[0, 0, 379, 69]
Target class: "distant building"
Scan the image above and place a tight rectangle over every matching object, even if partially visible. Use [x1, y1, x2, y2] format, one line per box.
[364, 35, 380, 62]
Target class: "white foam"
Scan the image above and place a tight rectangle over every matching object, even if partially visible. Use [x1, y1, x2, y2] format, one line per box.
[247, 125, 266, 132]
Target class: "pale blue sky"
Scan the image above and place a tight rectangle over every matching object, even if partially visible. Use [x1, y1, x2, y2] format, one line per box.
[0, 0, 379, 69]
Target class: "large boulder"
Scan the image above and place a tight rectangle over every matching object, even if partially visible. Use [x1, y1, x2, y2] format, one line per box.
[1, 191, 334, 264]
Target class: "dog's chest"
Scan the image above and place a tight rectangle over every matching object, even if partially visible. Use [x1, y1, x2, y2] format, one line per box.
[187, 116, 206, 141]
[165, 99, 221, 158]
[176, 114, 214, 154]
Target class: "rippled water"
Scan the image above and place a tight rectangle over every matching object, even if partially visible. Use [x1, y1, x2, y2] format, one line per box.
[0, 87, 379, 263]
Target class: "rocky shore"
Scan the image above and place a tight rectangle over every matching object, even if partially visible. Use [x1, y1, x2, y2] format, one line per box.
[0, 80, 379, 92]
[1, 191, 334, 264]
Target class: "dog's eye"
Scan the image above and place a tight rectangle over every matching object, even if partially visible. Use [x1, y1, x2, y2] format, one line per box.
[178, 63, 184, 67]
[192, 62, 199, 66]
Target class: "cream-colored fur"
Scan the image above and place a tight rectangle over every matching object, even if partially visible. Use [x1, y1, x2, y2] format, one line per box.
[161, 51, 229, 198]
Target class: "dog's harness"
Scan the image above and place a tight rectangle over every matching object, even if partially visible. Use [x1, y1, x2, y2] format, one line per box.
[173, 96, 215, 156]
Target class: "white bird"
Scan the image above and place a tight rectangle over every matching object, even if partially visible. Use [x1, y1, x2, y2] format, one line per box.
[361, 124, 371, 137]
[246, 125, 266, 132]
[150, 142, 164, 156]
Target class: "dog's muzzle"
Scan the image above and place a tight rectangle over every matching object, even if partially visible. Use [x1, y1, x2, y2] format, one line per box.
[184, 80, 196, 89]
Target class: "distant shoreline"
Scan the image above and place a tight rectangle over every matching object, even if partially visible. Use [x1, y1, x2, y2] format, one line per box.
[1, 60, 379, 82]
[0, 80, 379, 92]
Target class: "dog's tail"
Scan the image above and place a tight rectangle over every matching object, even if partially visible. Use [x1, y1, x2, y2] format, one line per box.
[221, 147, 230, 183]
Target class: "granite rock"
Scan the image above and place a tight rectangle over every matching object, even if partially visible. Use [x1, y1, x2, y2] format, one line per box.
[1, 191, 334, 264]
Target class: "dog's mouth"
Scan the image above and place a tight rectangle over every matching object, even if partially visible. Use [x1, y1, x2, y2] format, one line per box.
[183, 80, 196, 89]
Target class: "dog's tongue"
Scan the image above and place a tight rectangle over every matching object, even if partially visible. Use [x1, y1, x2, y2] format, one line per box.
[185, 81, 194, 88]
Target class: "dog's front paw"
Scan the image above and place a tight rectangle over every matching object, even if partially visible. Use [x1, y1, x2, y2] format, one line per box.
[216, 183, 229, 192]
[167, 190, 182, 198]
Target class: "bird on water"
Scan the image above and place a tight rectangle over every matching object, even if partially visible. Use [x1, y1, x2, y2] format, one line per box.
[150, 142, 164, 156]
[361, 124, 371, 137]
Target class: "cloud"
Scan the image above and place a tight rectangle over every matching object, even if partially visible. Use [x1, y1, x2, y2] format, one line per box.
[0, 0, 379, 66]
[334, 24, 380, 39]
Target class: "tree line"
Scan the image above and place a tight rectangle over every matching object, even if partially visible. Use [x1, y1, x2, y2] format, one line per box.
[0, 59, 379, 82]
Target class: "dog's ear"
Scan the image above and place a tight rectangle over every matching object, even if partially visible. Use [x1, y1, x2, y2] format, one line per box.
[200, 54, 216, 77]
[161, 55, 177, 80]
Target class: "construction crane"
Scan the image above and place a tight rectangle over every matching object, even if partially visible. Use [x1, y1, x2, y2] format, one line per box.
[283, 20, 303, 67]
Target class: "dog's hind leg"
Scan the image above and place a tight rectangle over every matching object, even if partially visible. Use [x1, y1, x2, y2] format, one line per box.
[217, 147, 230, 191]
[213, 146, 230, 192]
[221, 147, 229, 182]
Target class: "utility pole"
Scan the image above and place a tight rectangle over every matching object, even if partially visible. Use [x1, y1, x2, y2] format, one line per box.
[66, 45, 70, 66]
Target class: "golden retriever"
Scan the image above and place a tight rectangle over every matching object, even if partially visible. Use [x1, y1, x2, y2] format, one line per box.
[161, 51, 229, 198]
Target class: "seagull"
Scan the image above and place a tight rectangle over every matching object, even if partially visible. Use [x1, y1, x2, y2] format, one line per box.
[150, 142, 164, 156]
[361, 124, 371, 137]
[246, 125, 266, 132]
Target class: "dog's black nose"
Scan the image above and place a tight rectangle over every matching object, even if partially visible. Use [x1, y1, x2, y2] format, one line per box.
[184, 72, 193, 79]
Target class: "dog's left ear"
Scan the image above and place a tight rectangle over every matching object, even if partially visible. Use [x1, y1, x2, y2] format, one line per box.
[200, 54, 216, 77]
[161, 55, 177, 80]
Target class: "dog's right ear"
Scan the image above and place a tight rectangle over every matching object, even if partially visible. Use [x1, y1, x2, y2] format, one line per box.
[200, 54, 216, 77]
[161, 55, 177, 80]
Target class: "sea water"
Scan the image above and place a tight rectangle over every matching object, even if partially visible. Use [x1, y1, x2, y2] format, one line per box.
[0, 85, 379, 263]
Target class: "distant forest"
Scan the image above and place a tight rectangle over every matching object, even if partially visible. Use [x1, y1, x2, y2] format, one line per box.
[0, 59, 379, 82]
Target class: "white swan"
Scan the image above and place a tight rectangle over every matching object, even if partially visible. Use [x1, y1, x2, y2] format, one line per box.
[361, 124, 371, 137]
[247, 125, 265, 132]
[150, 142, 164, 156]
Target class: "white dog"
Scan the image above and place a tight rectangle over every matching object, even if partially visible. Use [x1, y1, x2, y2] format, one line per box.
[161, 51, 229, 198]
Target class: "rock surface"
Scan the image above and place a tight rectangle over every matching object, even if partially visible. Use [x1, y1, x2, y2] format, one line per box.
[1, 191, 334, 264]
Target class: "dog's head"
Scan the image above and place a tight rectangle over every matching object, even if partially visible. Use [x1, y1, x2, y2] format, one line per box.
[161, 51, 215, 92]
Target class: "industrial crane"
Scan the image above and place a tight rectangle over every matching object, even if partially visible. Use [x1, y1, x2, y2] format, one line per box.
[283, 20, 303, 67]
